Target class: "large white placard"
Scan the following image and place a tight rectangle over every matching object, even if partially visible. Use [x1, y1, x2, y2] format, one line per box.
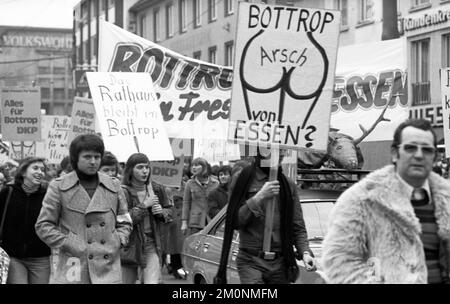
[440, 68, 450, 158]
[228, 2, 341, 150]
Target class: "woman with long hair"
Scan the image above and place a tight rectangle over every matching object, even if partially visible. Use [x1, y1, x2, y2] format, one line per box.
[120, 153, 173, 284]
[0, 157, 50, 284]
[181, 157, 219, 236]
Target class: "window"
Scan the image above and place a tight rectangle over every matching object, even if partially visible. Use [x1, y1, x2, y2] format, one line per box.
[225, 0, 234, 16]
[54, 88, 65, 100]
[336, 0, 348, 27]
[166, 4, 174, 38]
[82, 40, 89, 63]
[41, 87, 50, 99]
[38, 66, 51, 74]
[358, 0, 374, 23]
[193, 51, 201, 60]
[179, 0, 187, 33]
[91, 0, 98, 17]
[208, 0, 217, 23]
[153, 9, 161, 42]
[100, 0, 107, 12]
[208, 46, 217, 64]
[412, 0, 430, 7]
[443, 34, 450, 67]
[139, 15, 147, 37]
[90, 35, 97, 60]
[224, 41, 234, 66]
[411, 39, 430, 105]
[109, 0, 114, 8]
[194, 0, 202, 28]
[81, 2, 88, 19]
[53, 67, 66, 74]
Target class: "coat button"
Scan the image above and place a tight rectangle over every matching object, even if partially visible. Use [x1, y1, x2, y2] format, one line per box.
[104, 255, 109, 259]
[87, 240, 92, 244]
[86, 224, 91, 228]
[88, 255, 93, 260]
[100, 240, 105, 245]
[100, 222, 105, 227]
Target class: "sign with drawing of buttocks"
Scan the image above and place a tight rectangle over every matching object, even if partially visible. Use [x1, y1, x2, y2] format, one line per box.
[86, 72, 173, 162]
[228, 2, 341, 150]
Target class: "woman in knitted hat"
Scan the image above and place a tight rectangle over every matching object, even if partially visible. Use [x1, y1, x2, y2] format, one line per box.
[0, 157, 50, 284]
[120, 153, 173, 284]
[181, 157, 219, 236]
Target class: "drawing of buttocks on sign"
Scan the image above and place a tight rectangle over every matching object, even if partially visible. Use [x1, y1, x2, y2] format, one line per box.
[229, 3, 341, 151]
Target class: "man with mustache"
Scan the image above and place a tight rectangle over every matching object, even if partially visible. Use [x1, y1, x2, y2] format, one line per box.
[36, 134, 132, 284]
[322, 119, 450, 284]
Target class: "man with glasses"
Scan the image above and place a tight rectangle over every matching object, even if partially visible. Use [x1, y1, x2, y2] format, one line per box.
[321, 119, 450, 284]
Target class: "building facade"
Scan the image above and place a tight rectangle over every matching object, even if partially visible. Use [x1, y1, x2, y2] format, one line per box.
[0, 26, 73, 115]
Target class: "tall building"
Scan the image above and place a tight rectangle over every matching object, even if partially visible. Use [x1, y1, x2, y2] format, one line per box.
[0, 26, 73, 115]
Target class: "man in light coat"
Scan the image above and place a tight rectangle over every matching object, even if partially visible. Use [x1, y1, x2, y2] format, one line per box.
[35, 134, 132, 284]
[322, 119, 450, 284]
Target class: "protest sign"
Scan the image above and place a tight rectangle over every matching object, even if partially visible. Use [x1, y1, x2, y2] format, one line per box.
[228, 3, 340, 150]
[8, 141, 42, 159]
[1, 87, 41, 141]
[98, 20, 231, 140]
[150, 155, 184, 188]
[194, 139, 241, 164]
[440, 68, 450, 158]
[0, 138, 10, 164]
[68, 97, 96, 144]
[331, 38, 409, 141]
[41, 115, 71, 164]
[86, 72, 173, 162]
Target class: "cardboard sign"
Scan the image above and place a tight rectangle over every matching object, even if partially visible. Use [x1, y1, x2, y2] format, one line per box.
[194, 139, 241, 164]
[86, 72, 173, 162]
[440, 68, 450, 158]
[1, 87, 41, 141]
[150, 155, 184, 188]
[228, 3, 341, 150]
[98, 20, 231, 140]
[68, 97, 97, 144]
[41, 115, 71, 164]
[8, 141, 39, 159]
[331, 38, 409, 141]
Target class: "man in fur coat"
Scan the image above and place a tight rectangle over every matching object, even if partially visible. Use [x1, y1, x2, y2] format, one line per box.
[321, 119, 450, 284]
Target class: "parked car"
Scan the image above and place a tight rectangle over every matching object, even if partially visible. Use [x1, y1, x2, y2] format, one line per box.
[181, 189, 342, 284]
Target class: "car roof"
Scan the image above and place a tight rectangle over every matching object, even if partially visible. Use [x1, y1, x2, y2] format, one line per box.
[298, 189, 343, 201]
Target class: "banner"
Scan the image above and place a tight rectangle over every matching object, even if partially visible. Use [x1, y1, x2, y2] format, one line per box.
[228, 3, 341, 150]
[194, 139, 241, 164]
[98, 20, 231, 140]
[86, 72, 173, 162]
[331, 38, 409, 142]
[150, 155, 184, 188]
[0, 87, 41, 141]
[41, 115, 71, 164]
[440, 68, 450, 157]
[68, 97, 96, 144]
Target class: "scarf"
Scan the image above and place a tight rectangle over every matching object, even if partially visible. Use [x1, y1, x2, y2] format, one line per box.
[214, 162, 297, 284]
[22, 179, 40, 194]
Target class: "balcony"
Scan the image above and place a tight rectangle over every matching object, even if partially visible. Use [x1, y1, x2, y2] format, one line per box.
[411, 82, 430, 106]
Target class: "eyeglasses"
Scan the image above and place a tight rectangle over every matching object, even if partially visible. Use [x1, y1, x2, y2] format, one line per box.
[398, 143, 436, 156]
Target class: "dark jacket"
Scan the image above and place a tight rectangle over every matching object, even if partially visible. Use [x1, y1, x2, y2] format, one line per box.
[122, 180, 173, 268]
[0, 183, 50, 258]
[207, 184, 229, 220]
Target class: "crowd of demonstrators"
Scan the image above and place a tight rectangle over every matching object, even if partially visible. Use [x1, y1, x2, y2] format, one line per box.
[0, 157, 51, 284]
[35, 134, 132, 284]
[120, 153, 173, 284]
[322, 119, 450, 284]
[181, 157, 219, 236]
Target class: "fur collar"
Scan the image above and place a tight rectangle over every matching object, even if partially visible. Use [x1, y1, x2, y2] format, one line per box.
[358, 165, 450, 241]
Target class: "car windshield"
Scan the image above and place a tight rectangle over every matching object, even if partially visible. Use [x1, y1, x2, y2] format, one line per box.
[301, 201, 334, 239]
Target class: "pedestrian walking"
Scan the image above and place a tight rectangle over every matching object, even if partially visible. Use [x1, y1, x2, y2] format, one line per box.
[120, 153, 173, 284]
[321, 119, 450, 284]
[0, 157, 51, 284]
[207, 165, 232, 219]
[215, 147, 315, 284]
[181, 158, 219, 236]
[35, 134, 132, 284]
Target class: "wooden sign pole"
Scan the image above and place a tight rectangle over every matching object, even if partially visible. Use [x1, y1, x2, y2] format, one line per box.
[262, 146, 279, 258]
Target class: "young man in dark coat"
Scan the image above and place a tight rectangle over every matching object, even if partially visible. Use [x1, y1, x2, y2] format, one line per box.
[215, 147, 316, 284]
